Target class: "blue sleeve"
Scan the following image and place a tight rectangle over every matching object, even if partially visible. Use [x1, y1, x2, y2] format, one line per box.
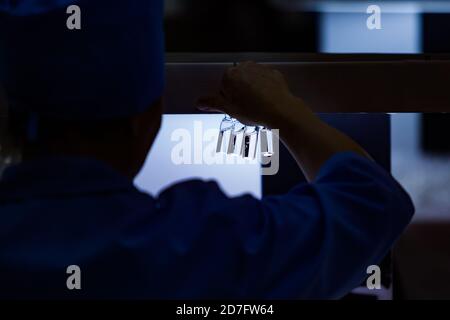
[230, 152, 414, 299]
[158, 152, 414, 299]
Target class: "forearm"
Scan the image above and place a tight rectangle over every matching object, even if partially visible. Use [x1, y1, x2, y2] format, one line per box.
[196, 61, 370, 179]
[269, 97, 370, 182]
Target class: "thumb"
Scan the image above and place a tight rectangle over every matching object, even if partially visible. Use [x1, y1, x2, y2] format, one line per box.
[196, 94, 229, 113]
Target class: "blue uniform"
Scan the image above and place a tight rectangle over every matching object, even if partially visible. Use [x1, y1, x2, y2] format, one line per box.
[0, 152, 414, 299]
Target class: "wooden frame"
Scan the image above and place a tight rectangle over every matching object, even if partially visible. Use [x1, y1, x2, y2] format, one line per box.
[164, 53, 450, 113]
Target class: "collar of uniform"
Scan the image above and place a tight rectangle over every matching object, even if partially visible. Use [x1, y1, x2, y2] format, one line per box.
[0, 156, 136, 200]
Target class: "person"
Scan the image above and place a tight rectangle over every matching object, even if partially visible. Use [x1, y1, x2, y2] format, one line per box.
[0, 0, 414, 299]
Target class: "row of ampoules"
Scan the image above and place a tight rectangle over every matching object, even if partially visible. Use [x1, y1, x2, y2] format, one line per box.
[216, 115, 274, 159]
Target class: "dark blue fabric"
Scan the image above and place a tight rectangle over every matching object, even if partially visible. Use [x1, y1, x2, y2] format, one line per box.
[0, 152, 414, 299]
[0, 0, 165, 118]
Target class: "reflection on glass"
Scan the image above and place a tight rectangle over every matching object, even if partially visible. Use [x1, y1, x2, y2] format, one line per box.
[259, 127, 274, 157]
[216, 115, 235, 154]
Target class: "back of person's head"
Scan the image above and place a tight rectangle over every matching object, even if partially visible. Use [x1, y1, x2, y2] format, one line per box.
[0, 0, 166, 176]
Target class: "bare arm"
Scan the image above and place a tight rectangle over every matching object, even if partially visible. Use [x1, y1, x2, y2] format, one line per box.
[197, 61, 369, 181]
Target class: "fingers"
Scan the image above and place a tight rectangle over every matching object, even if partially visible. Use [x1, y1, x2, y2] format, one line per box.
[196, 65, 241, 113]
[196, 61, 281, 116]
[221, 62, 256, 100]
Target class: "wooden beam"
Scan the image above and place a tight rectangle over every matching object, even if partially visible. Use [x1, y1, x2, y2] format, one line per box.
[164, 54, 450, 113]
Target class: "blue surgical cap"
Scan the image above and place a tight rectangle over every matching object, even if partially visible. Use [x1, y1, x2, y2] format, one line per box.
[0, 0, 165, 119]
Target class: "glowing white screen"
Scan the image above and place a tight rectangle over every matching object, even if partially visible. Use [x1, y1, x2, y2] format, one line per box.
[320, 9, 421, 53]
[134, 115, 262, 199]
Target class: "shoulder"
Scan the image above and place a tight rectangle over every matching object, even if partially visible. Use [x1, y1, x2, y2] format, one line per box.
[159, 179, 225, 197]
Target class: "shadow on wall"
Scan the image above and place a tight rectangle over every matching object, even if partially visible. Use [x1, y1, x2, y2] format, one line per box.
[164, 0, 318, 52]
